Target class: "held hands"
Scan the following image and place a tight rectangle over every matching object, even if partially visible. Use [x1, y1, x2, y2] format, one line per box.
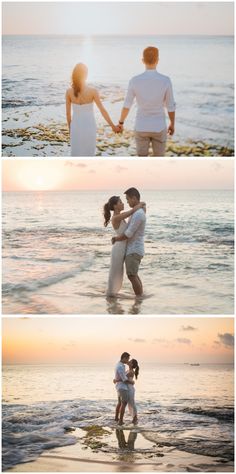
[112, 124, 122, 133]
[168, 122, 175, 136]
[111, 236, 117, 245]
[111, 123, 123, 134]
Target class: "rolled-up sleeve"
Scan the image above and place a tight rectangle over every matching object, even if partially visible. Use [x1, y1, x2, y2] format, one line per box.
[125, 213, 142, 239]
[123, 79, 135, 109]
[164, 78, 176, 112]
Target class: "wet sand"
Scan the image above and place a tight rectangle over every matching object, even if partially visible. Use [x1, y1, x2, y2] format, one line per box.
[7, 426, 234, 472]
[2, 122, 234, 157]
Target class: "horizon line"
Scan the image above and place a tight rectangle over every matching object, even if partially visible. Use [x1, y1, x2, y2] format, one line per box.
[2, 362, 234, 366]
[2, 188, 234, 192]
[2, 33, 234, 37]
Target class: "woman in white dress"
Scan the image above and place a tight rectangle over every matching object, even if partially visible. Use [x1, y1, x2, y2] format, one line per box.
[66, 63, 120, 156]
[103, 196, 145, 296]
[126, 359, 139, 425]
[113, 358, 139, 425]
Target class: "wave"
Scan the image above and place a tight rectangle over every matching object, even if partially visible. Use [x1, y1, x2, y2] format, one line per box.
[2, 255, 94, 296]
[2, 99, 36, 108]
[181, 406, 234, 422]
[3, 225, 104, 236]
[2, 399, 234, 470]
[8, 255, 71, 264]
[2, 399, 112, 470]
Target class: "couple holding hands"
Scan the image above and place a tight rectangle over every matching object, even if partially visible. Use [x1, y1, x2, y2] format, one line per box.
[66, 46, 176, 156]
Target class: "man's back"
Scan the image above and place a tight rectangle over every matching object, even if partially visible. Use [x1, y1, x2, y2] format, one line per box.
[124, 70, 175, 132]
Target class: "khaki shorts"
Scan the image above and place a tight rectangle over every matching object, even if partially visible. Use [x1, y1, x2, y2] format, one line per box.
[135, 129, 167, 156]
[125, 253, 142, 277]
[118, 389, 129, 404]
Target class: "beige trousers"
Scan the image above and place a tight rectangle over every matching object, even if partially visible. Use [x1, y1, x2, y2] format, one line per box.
[135, 128, 167, 156]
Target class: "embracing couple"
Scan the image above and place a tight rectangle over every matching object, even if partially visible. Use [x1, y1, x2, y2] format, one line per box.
[114, 352, 139, 426]
[104, 187, 146, 297]
[66, 46, 176, 157]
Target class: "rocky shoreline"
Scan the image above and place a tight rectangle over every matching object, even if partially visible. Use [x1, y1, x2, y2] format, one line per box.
[6, 425, 234, 472]
[2, 123, 234, 157]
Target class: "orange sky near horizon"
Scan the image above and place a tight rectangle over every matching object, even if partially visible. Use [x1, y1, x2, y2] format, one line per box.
[2, 159, 234, 192]
[2, 317, 234, 365]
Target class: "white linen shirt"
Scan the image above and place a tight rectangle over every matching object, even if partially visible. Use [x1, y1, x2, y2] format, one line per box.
[125, 208, 146, 257]
[115, 361, 128, 391]
[123, 69, 176, 132]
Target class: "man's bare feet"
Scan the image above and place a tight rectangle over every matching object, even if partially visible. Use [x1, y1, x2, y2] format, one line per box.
[118, 420, 124, 426]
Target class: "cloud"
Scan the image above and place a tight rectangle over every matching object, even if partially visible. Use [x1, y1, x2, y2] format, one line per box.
[211, 162, 223, 172]
[65, 161, 87, 168]
[176, 338, 192, 344]
[217, 333, 234, 348]
[213, 340, 220, 348]
[61, 340, 78, 350]
[152, 338, 167, 344]
[116, 165, 128, 173]
[181, 325, 197, 332]
[88, 169, 96, 174]
[129, 338, 146, 343]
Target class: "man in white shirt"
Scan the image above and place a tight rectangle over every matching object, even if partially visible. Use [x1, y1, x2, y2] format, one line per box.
[114, 351, 133, 425]
[118, 46, 176, 156]
[112, 188, 146, 296]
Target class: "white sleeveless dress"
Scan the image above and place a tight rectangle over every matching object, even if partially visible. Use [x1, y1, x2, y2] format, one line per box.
[127, 373, 137, 417]
[106, 220, 128, 297]
[70, 103, 96, 156]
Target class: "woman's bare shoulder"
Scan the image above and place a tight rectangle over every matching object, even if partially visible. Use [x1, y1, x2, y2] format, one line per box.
[88, 86, 98, 96]
[66, 87, 73, 97]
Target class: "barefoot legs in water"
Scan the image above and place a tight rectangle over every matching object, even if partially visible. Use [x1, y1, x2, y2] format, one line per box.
[128, 275, 143, 296]
[118, 401, 127, 425]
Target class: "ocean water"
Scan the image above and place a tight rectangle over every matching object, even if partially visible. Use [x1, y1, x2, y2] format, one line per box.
[2, 35, 234, 154]
[2, 189, 234, 314]
[2, 363, 234, 470]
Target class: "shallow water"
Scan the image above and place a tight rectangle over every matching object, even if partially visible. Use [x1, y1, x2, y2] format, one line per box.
[2, 35, 234, 155]
[2, 363, 234, 470]
[2, 189, 234, 314]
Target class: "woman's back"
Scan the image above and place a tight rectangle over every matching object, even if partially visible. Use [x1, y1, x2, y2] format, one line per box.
[69, 86, 96, 156]
[67, 86, 95, 105]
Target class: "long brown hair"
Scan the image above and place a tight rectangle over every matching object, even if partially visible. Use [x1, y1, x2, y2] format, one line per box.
[103, 196, 120, 227]
[71, 63, 88, 97]
[131, 359, 139, 379]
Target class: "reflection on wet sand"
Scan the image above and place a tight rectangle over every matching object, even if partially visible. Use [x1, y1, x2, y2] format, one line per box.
[116, 429, 138, 450]
[106, 296, 143, 315]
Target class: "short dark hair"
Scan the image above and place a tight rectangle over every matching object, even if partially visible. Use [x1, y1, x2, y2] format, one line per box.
[124, 187, 140, 200]
[121, 352, 130, 360]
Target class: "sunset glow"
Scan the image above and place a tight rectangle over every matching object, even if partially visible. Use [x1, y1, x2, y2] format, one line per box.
[2, 159, 234, 192]
[15, 161, 65, 191]
[2, 318, 234, 365]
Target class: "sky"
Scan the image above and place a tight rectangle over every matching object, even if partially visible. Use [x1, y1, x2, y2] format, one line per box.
[2, 317, 234, 364]
[2, 2, 234, 36]
[2, 159, 234, 191]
